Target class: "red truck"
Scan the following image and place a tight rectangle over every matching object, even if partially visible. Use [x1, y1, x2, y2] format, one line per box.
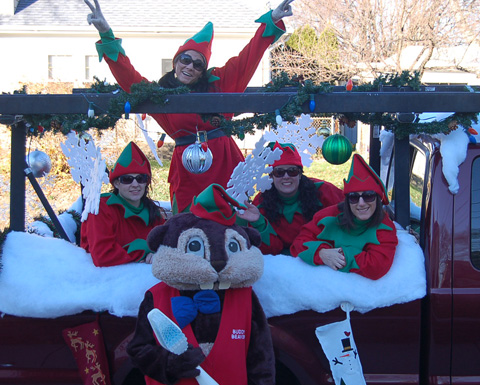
[1, 134, 479, 385]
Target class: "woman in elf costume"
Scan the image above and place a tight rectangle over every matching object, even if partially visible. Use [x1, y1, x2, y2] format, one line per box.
[81, 142, 165, 267]
[84, 0, 294, 214]
[238, 142, 344, 255]
[290, 154, 398, 280]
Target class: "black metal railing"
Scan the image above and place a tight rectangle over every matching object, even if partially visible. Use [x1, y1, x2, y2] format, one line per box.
[1, 85, 479, 231]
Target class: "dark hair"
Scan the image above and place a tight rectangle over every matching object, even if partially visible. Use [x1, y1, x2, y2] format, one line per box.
[337, 194, 385, 231]
[261, 174, 321, 223]
[112, 182, 165, 225]
[158, 55, 211, 93]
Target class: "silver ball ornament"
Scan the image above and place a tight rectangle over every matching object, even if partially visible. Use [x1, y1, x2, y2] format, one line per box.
[182, 142, 213, 174]
[26, 150, 52, 178]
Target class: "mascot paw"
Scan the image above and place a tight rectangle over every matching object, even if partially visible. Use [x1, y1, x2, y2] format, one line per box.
[166, 344, 204, 379]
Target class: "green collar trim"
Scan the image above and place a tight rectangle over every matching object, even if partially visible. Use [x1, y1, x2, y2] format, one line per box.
[280, 192, 301, 223]
[207, 67, 220, 83]
[104, 193, 149, 225]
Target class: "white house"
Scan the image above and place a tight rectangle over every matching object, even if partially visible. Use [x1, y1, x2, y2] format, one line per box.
[0, 0, 283, 148]
[0, 0, 276, 91]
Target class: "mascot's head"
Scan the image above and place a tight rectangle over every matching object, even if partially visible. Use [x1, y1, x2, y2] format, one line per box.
[147, 184, 263, 291]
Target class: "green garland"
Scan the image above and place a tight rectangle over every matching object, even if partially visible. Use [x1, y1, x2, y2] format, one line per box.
[21, 77, 190, 137]
[29, 209, 82, 244]
[17, 72, 479, 139]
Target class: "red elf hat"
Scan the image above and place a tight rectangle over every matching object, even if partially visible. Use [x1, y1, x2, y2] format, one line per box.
[190, 184, 247, 226]
[343, 154, 389, 205]
[173, 22, 214, 67]
[268, 142, 303, 168]
[109, 142, 151, 183]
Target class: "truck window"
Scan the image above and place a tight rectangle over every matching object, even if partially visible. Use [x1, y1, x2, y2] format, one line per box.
[471, 157, 480, 269]
[410, 150, 426, 222]
[408, 149, 427, 237]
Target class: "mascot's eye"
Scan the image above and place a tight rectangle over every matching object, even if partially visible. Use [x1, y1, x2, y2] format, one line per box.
[186, 236, 205, 257]
[228, 239, 240, 253]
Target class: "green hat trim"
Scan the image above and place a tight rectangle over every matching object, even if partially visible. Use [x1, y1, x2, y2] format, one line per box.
[185, 21, 213, 44]
[115, 143, 133, 169]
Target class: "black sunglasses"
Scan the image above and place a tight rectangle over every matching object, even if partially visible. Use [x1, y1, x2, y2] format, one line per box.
[178, 53, 206, 72]
[347, 191, 377, 204]
[118, 174, 149, 185]
[272, 167, 302, 178]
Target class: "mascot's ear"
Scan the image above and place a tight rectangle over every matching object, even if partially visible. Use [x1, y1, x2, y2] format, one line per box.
[243, 227, 261, 248]
[147, 224, 169, 252]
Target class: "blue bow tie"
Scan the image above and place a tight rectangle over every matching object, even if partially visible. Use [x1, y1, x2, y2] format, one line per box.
[171, 290, 221, 329]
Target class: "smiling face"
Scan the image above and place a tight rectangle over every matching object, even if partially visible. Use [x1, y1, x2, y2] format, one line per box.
[348, 191, 378, 221]
[113, 173, 147, 207]
[174, 50, 206, 85]
[272, 165, 302, 198]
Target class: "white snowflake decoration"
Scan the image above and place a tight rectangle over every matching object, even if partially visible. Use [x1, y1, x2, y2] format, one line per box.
[263, 113, 324, 167]
[226, 137, 282, 203]
[136, 114, 163, 167]
[60, 132, 109, 222]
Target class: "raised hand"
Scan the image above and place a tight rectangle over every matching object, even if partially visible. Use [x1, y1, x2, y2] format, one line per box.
[84, 0, 110, 33]
[272, 0, 295, 23]
[236, 201, 261, 223]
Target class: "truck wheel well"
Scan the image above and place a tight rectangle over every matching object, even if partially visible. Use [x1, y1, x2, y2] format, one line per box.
[276, 360, 301, 385]
[121, 368, 145, 385]
[120, 362, 300, 385]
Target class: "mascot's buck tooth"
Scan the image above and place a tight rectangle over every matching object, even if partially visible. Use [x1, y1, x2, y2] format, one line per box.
[127, 183, 275, 385]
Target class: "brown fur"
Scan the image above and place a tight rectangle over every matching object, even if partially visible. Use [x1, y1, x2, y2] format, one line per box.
[128, 212, 275, 384]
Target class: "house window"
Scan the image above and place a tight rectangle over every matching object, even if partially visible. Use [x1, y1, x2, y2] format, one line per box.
[162, 59, 173, 76]
[48, 55, 73, 81]
[85, 55, 98, 80]
[471, 157, 480, 269]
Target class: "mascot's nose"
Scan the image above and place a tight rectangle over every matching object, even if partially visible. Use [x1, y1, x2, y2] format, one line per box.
[210, 259, 226, 273]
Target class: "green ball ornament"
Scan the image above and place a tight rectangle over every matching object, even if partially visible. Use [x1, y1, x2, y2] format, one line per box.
[322, 134, 353, 165]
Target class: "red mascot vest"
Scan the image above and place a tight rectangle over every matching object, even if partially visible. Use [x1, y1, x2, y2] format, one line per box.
[146, 282, 252, 385]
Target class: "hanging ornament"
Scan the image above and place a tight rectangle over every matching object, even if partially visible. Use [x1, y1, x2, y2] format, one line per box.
[87, 102, 95, 118]
[26, 150, 52, 178]
[309, 95, 316, 112]
[37, 125, 44, 133]
[157, 133, 166, 148]
[317, 127, 331, 137]
[238, 127, 245, 140]
[182, 132, 213, 174]
[124, 101, 131, 119]
[346, 79, 353, 91]
[275, 109, 283, 126]
[322, 134, 353, 165]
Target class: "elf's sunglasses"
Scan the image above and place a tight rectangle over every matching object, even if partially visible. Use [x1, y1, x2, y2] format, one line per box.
[272, 167, 302, 178]
[347, 191, 377, 204]
[178, 53, 206, 72]
[118, 174, 149, 185]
